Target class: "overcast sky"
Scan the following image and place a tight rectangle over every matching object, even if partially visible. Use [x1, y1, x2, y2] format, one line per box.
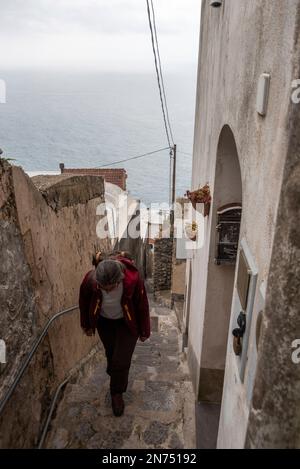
[0, 0, 201, 72]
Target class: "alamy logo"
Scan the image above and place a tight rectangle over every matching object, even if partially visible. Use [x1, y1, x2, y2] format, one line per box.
[291, 79, 300, 104]
[96, 193, 206, 250]
[291, 339, 300, 364]
[0, 79, 6, 104]
[0, 339, 6, 364]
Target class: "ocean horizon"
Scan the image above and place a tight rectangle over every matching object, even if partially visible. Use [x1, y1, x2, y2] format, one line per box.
[0, 69, 197, 206]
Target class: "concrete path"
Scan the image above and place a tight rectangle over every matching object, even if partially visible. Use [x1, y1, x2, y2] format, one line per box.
[45, 294, 196, 449]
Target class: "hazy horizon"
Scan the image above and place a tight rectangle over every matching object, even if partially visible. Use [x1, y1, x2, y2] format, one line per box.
[0, 69, 197, 205]
[0, 1, 200, 205]
[0, 0, 201, 73]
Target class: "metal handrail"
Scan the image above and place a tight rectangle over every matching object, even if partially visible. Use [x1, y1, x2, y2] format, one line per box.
[38, 342, 101, 449]
[0, 305, 78, 417]
[38, 376, 70, 449]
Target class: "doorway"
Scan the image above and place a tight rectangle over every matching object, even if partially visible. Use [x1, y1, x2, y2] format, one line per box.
[196, 125, 242, 448]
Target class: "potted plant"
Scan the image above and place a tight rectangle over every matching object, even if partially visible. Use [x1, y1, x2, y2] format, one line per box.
[185, 183, 211, 217]
[185, 221, 198, 241]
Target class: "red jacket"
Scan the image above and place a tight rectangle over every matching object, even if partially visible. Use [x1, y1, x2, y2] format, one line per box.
[79, 257, 150, 338]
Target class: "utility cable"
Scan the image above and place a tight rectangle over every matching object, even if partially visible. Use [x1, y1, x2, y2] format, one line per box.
[178, 150, 193, 157]
[146, 0, 172, 148]
[97, 146, 171, 168]
[150, 0, 175, 145]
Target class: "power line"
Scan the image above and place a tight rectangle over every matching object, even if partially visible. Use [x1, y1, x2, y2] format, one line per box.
[150, 0, 175, 145]
[178, 150, 193, 157]
[97, 146, 171, 168]
[146, 0, 172, 148]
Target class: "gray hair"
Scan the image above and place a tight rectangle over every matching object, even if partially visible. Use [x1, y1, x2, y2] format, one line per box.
[96, 260, 125, 287]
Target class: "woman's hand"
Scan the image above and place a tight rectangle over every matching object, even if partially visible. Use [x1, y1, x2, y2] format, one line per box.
[83, 328, 94, 336]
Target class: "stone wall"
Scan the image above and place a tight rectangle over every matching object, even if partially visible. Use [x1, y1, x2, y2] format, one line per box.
[153, 238, 173, 292]
[0, 163, 111, 448]
[145, 243, 154, 279]
[245, 79, 300, 449]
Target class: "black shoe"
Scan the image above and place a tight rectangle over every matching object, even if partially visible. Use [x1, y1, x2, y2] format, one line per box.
[111, 393, 124, 417]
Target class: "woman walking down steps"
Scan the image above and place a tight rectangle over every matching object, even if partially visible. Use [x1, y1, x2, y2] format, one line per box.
[79, 252, 151, 417]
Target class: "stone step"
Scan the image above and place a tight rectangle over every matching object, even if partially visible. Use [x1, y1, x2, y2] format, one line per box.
[44, 295, 196, 449]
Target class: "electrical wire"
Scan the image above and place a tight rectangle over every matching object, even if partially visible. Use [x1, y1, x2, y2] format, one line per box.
[92, 2, 177, 204]
[146, 0, 172, 148]
[150, 0, 175, 145]
[177, 150, 193, 157]
[97, 146, 171, 168]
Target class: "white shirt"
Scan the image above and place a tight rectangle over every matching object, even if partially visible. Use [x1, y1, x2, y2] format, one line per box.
[100, 282, 124, 320]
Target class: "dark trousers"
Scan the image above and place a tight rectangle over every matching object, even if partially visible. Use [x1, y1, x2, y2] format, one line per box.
[97, 316, 138, 395]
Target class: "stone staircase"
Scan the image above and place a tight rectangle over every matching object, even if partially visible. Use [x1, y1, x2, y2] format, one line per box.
[44, 294, 196, 449]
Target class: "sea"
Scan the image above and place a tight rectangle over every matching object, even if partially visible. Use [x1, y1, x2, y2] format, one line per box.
[0, 69, 197, 206]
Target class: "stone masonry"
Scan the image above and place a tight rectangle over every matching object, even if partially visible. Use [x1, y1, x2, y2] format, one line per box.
[153, 238, 173, 293]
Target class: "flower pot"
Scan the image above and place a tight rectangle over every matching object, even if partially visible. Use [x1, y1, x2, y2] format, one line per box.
[185, 184, 211, 217]
[185, 223, 197, 241]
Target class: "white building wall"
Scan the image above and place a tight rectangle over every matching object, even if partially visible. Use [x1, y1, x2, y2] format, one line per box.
[187, 0, 300, 448]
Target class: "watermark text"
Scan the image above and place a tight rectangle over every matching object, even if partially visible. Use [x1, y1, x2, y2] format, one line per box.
[96, 196, 207, 251]
[0, 339, 6, 364]
[0, 79, 6, 104]
[291, 339, 300, 364]
[291, 79, 300, 104]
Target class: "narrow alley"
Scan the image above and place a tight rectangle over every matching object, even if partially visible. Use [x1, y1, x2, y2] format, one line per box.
[44, 292, 195, 449]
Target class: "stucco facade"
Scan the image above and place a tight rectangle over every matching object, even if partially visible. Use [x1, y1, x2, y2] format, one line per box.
[185, 0, 300, 448]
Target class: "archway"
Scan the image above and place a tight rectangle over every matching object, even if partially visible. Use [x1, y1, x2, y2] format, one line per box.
[196, 125, 242, 448]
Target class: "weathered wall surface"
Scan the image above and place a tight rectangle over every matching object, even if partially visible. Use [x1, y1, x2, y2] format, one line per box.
[145, 243, 154, 280]
[245, 43, 300, 449]
[0, 162, 35, 369]
[171, 233, 186, 330]
[171, 261, 185, 297]
[153, 238, 173, 292]
[187, 0, 300, 448]
[0, 161, 38, 435]
[0, 166, 110, 448]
